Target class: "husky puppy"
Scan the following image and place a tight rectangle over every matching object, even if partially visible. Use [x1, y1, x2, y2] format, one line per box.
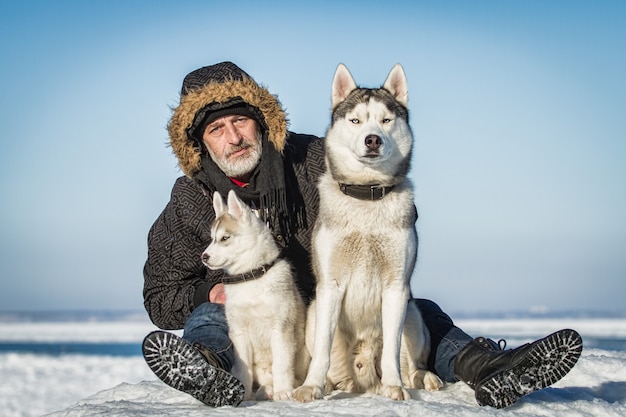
[294, 64, 442, 402]
[202, 190, 309, 401]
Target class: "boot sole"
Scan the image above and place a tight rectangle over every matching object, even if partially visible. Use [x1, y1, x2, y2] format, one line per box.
[142, 330, 244, 407]
[475, 328, 583, 409]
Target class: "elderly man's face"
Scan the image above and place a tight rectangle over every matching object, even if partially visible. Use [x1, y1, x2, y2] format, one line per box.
[202, 115, 262, 181]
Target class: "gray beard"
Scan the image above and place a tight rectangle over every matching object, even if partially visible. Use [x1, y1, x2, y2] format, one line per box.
[208, 136, 262, 179]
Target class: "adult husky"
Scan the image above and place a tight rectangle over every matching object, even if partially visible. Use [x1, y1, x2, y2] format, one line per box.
[294, 64, 441, 402]
[202, 190, 309, 401]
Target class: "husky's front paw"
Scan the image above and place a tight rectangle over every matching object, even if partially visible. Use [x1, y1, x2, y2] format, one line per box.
[410, 369, 443, 392]
[424, 371, 443, 392]
[293, 385, 324, 402]
[382, 385, 411, 401]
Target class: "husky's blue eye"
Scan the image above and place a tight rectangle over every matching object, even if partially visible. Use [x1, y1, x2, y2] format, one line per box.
[349, 118, 360, 124]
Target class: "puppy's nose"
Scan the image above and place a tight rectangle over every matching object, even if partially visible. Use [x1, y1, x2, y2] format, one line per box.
[365, 134, 381, 150]
[201, 253, 210, 264]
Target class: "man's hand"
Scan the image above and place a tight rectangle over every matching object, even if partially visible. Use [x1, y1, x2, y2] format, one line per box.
[209, 283, 226, 304]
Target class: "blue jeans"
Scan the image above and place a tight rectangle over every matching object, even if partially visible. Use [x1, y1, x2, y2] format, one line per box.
[184, 299, 473, 382]
[413, 298, 473, 382]
[182, 302, 235, 371]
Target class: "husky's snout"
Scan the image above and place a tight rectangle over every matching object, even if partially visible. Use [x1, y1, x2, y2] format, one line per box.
[364, 134, 382, 157]
[201, 251, 210, 266]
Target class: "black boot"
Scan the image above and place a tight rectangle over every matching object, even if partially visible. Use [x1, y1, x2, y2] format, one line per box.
[142, 330, 244, 407]
[454, 328, 582, 409]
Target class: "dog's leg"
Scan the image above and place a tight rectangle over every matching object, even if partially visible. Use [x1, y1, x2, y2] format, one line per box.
[254, 361, 274, 401]
[293, 279, 345, 402]
[230, 333, 255, 401]
[294, 331, 311, 389]
[400, 302, 443, 392]
[379, 281, 411, 400]
[326, 326, 358, 393]
[270, 313, 299, 400]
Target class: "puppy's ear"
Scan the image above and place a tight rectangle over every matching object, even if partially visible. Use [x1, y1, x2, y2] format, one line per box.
[383, 64, 408, 107]
[212, 191, 225, 218]
[226, 190, 249, 222]
[331, 63, 357, 109]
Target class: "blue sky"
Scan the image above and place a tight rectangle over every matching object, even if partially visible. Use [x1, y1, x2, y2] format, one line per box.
[0, 0, 624, 314]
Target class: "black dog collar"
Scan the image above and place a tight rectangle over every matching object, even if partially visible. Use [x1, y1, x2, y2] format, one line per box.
[221, 259, 278, 284]
[339, 183, 395, 201]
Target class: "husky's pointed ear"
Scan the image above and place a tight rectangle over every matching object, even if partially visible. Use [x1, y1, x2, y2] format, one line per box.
[383, 64, 408, 107]
[226, 190, 248, 221]
[212, 191, 225, 218]
[331, 63, 357, 109]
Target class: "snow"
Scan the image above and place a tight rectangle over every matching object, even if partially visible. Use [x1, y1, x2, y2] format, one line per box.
[1, 318, 625, 417]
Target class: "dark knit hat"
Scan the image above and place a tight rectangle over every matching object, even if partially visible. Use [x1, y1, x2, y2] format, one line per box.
[181, 61, 252, 96]
[183, 62, 266, 142]
[190, 102, 262, 142]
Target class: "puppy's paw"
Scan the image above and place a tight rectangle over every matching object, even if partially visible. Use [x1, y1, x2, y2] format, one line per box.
[273, 390, 293, 401]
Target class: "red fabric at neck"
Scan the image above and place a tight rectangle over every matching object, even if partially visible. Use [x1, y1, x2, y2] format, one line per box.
[229, 177, 248, 187]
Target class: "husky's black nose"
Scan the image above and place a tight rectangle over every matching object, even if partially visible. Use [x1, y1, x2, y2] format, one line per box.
[201, 253, 210, 264]
[365, 134, 381, 150]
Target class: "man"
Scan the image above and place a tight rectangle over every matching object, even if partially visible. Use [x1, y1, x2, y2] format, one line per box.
[142, 61, 582, 409]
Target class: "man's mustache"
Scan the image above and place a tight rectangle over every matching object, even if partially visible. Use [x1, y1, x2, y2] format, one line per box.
[225, 141, 253, 158]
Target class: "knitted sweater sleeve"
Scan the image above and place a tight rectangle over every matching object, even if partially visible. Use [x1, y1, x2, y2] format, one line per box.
[142, 176, 220, 330]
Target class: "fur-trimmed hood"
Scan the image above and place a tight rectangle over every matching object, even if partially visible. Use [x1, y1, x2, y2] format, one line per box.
[167, 72, 288, 177]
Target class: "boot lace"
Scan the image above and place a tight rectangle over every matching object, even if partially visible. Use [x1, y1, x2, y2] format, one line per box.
[192, 342, 225, 370]
[497, 339, 507, 350]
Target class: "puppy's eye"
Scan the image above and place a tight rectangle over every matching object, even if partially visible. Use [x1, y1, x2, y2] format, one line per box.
[382, 118, 392, 124]
[220, 235, 230, 242]
[349, 118, 360, 124]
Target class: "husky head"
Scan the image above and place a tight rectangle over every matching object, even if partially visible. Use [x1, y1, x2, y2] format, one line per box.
[201, 190, 279, 275]
[325, 63, 413, 185]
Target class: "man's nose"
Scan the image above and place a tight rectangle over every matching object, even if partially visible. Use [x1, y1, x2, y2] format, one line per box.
[224, 122, 243, 144]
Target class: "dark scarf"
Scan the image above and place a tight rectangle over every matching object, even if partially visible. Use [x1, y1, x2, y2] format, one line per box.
[197, 134, 305, 242]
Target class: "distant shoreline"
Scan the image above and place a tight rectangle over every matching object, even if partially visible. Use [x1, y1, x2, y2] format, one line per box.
[1, 309, 625, 323]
